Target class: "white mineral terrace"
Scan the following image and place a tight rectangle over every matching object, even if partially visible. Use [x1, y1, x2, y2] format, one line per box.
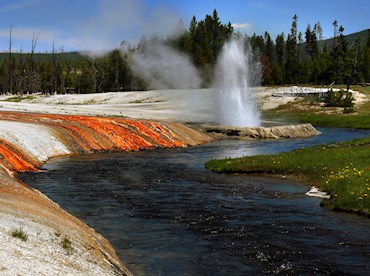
[1, 87, 365, 121]
[0, 121, 71, 163]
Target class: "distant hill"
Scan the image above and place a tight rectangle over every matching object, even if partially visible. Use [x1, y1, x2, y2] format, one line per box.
[320, 29, 370, 48]
[0, 51, 84, 63]
[0, 29, 368, 64]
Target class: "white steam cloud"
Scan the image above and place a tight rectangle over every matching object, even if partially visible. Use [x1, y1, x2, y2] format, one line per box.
[130, 40, 202, 89]
[74, 0, 182, 51]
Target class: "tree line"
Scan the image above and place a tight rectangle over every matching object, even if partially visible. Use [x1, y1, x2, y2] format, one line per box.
[247, 15, 370, 86]
[0, 47, 147, 95]
[0, 10, 369, 95]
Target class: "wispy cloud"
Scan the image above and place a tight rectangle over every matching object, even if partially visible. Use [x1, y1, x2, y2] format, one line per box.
[49, 0, 183, 51]
[232, 22, 252, 31]
[0, 0, 183, 52]
[73, 0, 182, 50]
[0, 26, 60, 52]
[1, 0, 41, 12]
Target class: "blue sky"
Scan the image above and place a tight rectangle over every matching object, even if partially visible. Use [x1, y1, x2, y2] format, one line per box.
[0, 0, 368, 52]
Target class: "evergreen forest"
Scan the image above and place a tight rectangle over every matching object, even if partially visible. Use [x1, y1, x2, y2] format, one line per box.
[0, 10, 369, 95]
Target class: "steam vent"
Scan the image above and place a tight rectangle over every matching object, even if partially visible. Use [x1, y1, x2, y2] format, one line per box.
[0, 111, 212, 275]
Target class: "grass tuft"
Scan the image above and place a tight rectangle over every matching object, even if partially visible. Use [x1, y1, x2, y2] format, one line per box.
[61, 237, 73, 255]
[11, 229, 28, 242]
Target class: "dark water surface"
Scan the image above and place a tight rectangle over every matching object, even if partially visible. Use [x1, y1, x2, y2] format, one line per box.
[18, 128, 370, 275]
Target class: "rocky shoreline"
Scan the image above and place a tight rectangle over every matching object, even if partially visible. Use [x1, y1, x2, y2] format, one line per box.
[198, 123, 321, 139]
[0, 112, 212, 275]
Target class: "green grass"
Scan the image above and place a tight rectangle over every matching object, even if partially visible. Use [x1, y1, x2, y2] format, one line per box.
[1, 95, 36, 102]
[205, 137, 370, 215]
[290, 112, 370, 129]
[11, 229, 28, 241]
[263, 85, 370, 129]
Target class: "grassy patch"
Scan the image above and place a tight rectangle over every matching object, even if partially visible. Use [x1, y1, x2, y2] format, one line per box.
[262, 85, 370, 129]
[128, 98, 163, 104]
[263, 98, 370, 130]
[294, 112, 370, 129]
[1, 95, 36, 102]
[128, 99, 146, 104]
[205, 137, 370, 215]
[11, 229, 28, 241]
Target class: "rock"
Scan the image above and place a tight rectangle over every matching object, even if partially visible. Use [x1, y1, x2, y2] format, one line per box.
[305, 186, 331, 199]
[201, 123, 320, 139]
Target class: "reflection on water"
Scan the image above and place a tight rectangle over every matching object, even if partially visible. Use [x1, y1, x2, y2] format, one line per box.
[18, 128, 370, 274]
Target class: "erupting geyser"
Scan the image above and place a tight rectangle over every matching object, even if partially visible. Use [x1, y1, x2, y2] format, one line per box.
[213, 38, 261, 127]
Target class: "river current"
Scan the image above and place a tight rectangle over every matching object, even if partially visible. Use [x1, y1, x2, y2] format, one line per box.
[18, 128, 370, 275]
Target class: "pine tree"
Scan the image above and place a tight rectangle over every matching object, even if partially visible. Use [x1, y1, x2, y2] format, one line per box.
[330, 25, 350, 85]
[264, 32, 275, 63]
[315, 22, 323, 52]
[80, 59, 96, 93]
[350, 36, 362, 83]
[285, 15, 300, 83]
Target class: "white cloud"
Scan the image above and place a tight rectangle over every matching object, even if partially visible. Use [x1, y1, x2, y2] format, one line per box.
[0, 0, 183, 52]
[0, 27, 53, 41]
[71, 0, 183, 51]
[232, 23, 252, 31]
[0, 26, 57, 51]
[1, 0, 41, 12]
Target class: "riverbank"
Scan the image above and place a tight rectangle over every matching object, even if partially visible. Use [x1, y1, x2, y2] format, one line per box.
[206, 137, 370, 216]
[262, 85, 370, 129]
[0, 166, 131, 275]
[0, 112, 212, 274]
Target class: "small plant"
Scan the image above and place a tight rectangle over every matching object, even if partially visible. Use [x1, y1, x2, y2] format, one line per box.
[343, 105, 355, 113]
[11, 229, 28, 242]
[61, 237, 73, 255]
[324, 89, 354, 109]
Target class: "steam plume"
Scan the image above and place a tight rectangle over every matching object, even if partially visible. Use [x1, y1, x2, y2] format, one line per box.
[130, 39, 202, 89]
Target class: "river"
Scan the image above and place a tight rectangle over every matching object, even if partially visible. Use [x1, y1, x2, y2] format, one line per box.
[18, 128, 370, 275]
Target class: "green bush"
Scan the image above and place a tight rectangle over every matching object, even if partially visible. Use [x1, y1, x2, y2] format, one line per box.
[324, 89, 354, 108]
[11, 229, 28, 242]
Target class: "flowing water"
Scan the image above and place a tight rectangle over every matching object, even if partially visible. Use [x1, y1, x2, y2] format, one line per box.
[18, 128, 370, 275]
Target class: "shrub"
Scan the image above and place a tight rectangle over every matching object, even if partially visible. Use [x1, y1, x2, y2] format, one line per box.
[324, 89, 354, 108]
[61, 237, 73, 255]
[11, 229, 28, 242]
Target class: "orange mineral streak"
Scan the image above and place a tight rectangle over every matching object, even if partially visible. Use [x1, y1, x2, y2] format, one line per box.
[0, 139, 39, 172]
[0, 112, 193, 173]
